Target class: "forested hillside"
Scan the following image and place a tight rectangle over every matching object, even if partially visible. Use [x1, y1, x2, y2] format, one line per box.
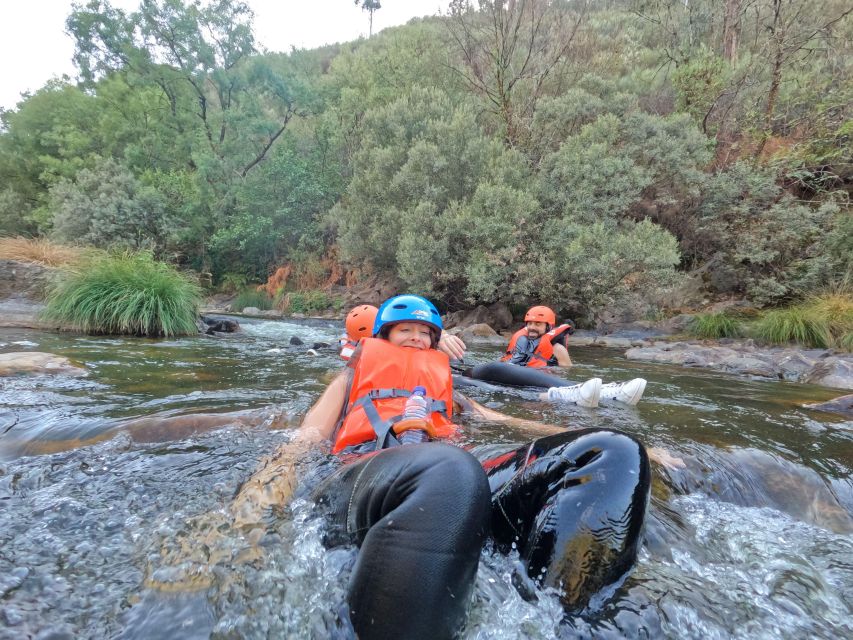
[1, 0, 850, 322]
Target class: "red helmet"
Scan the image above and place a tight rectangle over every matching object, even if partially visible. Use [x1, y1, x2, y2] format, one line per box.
[345, 305, 378, 341]
[524, 305, 556, 326]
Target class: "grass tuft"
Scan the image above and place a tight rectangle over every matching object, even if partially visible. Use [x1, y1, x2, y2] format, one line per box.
[233, 289, 274, 312]
[43, 252, 202, 337]
[688, 312, 743, 339]
[0, 237, 86, 267]
[752, 294, 852, 350]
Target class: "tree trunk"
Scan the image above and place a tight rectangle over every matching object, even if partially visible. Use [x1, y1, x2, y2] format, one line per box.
[722, 0, 742, 64]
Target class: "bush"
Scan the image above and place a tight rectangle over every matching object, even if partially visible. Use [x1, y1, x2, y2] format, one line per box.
[48, 158, 171, 253]
[279, 290, 343, 315]
[752, 294, 853, 350]
[233, 289, 273, 312]
[688, 312, 743, 339]
[43, 252, 201, 337]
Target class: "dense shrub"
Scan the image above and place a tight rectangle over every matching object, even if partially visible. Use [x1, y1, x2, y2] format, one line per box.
[279, 290, 343, 315]
[694, 164, 844, 304]
[48, 158, 171, 254]
[44, 252, 201, 337]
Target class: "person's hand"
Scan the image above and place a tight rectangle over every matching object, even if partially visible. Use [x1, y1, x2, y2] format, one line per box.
[438, 332, 467, 360]
[647, 447, 686, 470]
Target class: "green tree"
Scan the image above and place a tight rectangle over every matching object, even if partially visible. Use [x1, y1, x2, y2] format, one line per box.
[49, 158, 171, 253]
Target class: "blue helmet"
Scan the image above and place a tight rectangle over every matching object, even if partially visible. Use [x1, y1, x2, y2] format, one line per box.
[372, 294, 443, 337]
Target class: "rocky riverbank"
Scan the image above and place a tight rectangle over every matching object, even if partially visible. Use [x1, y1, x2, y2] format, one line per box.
[2, 259, 851, 390]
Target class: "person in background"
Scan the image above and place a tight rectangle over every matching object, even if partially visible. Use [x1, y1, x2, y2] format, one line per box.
[503, 305, 575, 368]
[339, 305, 378, 360]
[498, 305, 647, 406]
[340, 303, 467, 361]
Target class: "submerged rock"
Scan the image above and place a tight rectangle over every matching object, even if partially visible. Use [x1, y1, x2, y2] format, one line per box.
[199, 315, 240, 334]
[803, 394, 853, 417]
[0, 352, 87, 377]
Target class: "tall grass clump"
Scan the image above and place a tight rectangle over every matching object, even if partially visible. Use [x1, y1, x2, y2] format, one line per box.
[752, 294, 853, 350]
[43, 252, 202, 337]
[233, 289, 273, 312]
[688, 312, 743, 339]
[278, 290, 343, 315]
[0, 236, 86, 267]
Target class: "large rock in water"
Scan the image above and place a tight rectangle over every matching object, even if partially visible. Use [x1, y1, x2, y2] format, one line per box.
[444, 303, 514, 331]
[804, 394, 853, 417]
[804, 358, 853, 390]
[0, 352, 87, 377]
[456, 323, 505, 346]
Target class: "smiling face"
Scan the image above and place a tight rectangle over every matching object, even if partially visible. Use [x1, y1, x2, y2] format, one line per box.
[526, 321, 548, 340]
[387, 322, 434, 350]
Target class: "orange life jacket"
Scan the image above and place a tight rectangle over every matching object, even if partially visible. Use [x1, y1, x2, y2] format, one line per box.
[332, 338, 457, 453]
[500, 324, 573, 368]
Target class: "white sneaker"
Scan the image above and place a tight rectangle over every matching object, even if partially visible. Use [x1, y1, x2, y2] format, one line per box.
[547, 378, 601, 408]
[600, 378, 647, 406]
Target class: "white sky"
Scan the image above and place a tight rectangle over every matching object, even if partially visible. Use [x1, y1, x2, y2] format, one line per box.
[0, 0, 451, 111]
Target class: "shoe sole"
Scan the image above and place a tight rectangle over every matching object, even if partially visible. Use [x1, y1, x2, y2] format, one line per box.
[577, 378, 601, 408]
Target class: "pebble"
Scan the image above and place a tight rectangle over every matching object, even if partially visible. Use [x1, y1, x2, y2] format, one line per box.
[2, 606, 24, 626]
[0, 567, 29, 597]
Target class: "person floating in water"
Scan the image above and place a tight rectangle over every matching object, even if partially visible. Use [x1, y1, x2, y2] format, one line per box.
[232, 294, 652, 640]
[452, 304, 647, 407]
[503, 305, 575, 368]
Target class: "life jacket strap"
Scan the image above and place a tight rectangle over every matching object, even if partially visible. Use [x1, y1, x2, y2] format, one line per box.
[352, 388, 449, 451]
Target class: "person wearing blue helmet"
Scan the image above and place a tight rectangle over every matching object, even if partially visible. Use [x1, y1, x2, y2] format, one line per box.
[232, 294, 652, 640]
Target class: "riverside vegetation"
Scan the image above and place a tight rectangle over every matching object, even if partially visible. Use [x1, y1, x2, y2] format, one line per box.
[0, 0, 850, 334]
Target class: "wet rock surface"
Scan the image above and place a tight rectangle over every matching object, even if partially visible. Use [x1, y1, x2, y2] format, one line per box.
[803, 394, 853, 417]
[626, 342, 853, 390]
[0, 352, 87, 377]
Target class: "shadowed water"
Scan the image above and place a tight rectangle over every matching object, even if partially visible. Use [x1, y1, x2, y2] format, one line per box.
[1, 321, 851, 638]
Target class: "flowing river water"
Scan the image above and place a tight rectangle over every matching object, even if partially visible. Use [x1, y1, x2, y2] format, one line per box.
[1, 318, 851, 639]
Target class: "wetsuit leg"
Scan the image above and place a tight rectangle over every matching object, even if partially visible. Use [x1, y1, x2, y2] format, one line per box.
[476, 429, 650, 611]
[468, 361, 576, 389]
[313, 443, 491, 640]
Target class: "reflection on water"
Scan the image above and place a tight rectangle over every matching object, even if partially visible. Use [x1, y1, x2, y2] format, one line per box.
[1, 322, 852, 639]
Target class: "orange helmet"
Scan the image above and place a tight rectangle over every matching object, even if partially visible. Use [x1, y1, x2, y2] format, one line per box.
[345, 305, 379, 341]
[524, 305, 556, 326]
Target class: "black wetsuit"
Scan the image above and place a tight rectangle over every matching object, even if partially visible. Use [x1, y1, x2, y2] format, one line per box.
[313, 428, 651, 640]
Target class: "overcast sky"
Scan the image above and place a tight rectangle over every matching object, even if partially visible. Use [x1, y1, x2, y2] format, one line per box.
[0, 0, 452, 111]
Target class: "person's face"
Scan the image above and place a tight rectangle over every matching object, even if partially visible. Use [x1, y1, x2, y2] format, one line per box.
[526, 321, 548, 339]
[387, 322, 433, 349]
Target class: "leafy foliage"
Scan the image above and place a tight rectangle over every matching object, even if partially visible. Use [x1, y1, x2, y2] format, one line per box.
[0, 0, 849, 318]
[49, 159, 171, 253]
[43, 252, 202, 336]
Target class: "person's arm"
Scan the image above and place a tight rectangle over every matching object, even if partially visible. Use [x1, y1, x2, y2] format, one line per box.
[231, 371, 349, 526]
[455, 392, 565, 436]
[552, 343, 572, 367]
[454, 392, 685, 470]
[438, 332, 467, 360]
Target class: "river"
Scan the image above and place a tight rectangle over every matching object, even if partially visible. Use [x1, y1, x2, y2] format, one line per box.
[1, 319, 851, 639]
